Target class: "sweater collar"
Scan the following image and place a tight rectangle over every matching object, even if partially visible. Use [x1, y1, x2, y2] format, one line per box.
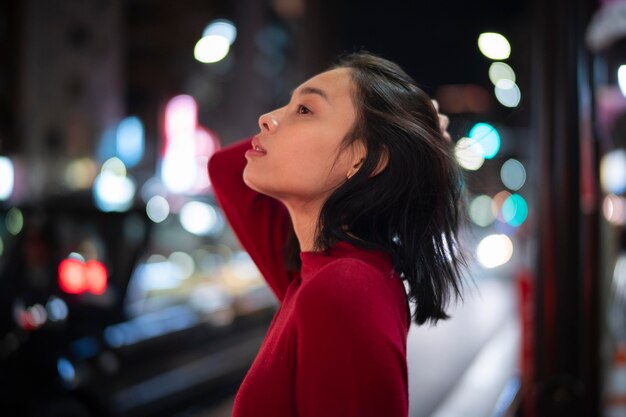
[299, 240, 395, 280]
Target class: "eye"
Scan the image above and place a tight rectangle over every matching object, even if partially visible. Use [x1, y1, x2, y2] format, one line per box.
[297, 104, 311, 115]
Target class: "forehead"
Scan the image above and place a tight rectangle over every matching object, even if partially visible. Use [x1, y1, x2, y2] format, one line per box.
[295, 67, 354, 102]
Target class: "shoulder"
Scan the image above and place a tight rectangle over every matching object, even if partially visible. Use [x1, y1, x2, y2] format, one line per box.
[297, 258, 395, 315]
[309, 257, 391, 290]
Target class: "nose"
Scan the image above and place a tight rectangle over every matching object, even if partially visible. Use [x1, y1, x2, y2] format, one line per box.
[258, 111, 279, 134]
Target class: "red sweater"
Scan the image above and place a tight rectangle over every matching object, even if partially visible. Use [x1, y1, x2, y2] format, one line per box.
[208, 137, 410, 417]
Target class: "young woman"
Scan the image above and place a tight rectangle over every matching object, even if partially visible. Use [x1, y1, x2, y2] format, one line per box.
[208, 51, 466, 417]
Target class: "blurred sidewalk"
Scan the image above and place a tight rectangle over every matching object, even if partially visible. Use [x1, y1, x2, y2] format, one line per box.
[185, 274, 519, 417]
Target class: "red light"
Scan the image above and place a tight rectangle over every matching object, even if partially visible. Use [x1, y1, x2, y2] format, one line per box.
[85, 260, 107, 295]
[58, 258, 108, 295]
[59, 259, 87, 294]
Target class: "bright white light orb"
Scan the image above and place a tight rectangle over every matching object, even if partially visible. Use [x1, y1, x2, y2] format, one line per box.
[489, 62, 516, 85]
[601, 149, 626, 194]
[455, 137, 485, 171]
[146, 195, 170, 223]
[603, 194, 626, 225]
[203, 19, 237, 45]
[495, 79, 521, 107]
[162, 154, 198, 194]
[478, 32, 511, 60]
[194, 35, 230, 63]
[0, 156, 14, 200]
[618, 65, 626, 98]
[476, 234, 514, 268]
[179, 201, 219, 236]
[93, 171, 136, 212]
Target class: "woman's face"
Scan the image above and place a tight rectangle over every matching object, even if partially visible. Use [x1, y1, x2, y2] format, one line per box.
[243, 67, 363, 206]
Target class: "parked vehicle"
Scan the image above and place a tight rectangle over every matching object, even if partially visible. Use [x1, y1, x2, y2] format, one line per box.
[0, 193, 277, 417]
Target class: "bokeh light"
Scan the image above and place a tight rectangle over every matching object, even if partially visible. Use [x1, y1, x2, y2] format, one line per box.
[169, 251, 195, 279]
[502, 194, 528, 227]
[57, 357, 76, 384]
[601, 149, 626, 194]
[164, 95, 197, 145]
[488, 62, 516, 85]
[492, 190, 512, 222]
[64, 158, 98, 190]
[454, 137, 485, 170]
[469, 194, 496, 227]
[500, 159, 526, 191]
[476, 234, 514, 268]
[162, 95, 198, 194]
[146, 195, 170, 223]
[619, 65, 626, 98]
[0, 156, 14, 200]
[495, 79, 521, 107]
[6, 208, 24, 235]
[202, 19, 237, 45]
[102, 157, 127, 176]
[179, 201, 222, 236]
[613, 253, 626, 304]
[478, 32, 511, 60]
[93, 158, 136, 212]
[603, 194, 626, 225]
[469, 123, 501, 159]
[116, 116, 144, 168]
[194, 35, 230, 63]
[46, 296, 69, 322]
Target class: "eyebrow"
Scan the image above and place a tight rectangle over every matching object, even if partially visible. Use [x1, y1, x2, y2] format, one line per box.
[290, 86, 329, 102]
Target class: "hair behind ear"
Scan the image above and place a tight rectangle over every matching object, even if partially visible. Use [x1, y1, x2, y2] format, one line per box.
[284, 51, 468, 327]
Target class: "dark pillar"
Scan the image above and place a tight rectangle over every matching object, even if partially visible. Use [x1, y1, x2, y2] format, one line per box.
[531, 0, 600, 416]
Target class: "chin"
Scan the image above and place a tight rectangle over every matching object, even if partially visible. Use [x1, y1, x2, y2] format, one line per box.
[243, 167, 271, 196]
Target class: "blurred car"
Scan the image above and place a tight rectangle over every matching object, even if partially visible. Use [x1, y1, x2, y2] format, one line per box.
[0, 192, 277, 417]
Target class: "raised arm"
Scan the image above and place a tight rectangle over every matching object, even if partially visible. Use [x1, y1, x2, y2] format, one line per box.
[208, 137, 296, 302]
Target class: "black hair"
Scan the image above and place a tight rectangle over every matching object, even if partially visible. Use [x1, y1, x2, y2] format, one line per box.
[283, 51, 468, 326]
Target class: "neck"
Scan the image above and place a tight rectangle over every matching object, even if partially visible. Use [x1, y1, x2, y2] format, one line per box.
[282, 199, 322, 252]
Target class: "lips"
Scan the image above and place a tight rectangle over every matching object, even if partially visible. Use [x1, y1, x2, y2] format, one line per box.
[251, 136, 267, 154]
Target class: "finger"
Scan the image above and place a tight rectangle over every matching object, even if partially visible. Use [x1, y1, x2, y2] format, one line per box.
[438, 114, 449, 131]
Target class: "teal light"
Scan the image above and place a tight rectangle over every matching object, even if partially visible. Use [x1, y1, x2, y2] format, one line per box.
[469, 123, 501, 159]
[502, 194, 528, 227]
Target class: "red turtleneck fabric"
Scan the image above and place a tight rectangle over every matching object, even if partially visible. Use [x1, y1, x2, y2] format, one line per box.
[208, 137, 410, 417]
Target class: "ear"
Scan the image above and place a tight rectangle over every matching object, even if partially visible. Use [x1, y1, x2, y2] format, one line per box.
[346, 143, 388, 179]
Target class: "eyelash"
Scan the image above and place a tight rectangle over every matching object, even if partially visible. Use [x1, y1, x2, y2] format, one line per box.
[297, 104, 311, 115]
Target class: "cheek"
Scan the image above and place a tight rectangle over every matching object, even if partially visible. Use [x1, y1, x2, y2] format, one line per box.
[243, 144, 346, 199]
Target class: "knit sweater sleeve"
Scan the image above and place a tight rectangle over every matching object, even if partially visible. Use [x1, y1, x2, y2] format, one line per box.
[207, 136, 295, 302]
[295, 259, 409, 417]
